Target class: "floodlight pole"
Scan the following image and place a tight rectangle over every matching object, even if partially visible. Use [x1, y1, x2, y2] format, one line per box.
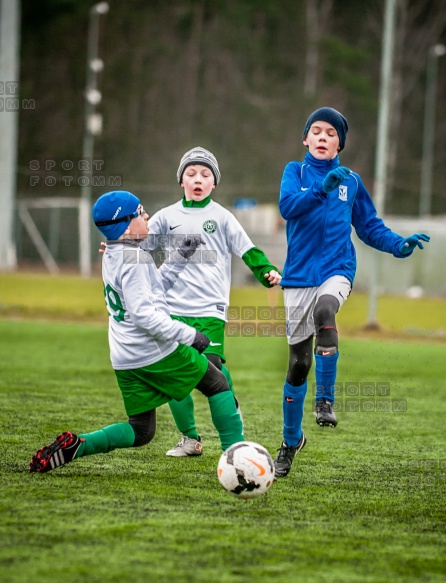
[366, 0, 397, 329]
[0, 0, 20, 270]
[419, 44, 446, 217]
[79, 2, 109, 277]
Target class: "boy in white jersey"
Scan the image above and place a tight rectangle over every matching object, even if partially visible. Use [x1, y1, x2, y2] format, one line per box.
[29, 190, 244, 473]
[144, 147, 281, 457]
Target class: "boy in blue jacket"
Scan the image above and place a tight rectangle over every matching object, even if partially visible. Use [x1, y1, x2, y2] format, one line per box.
[274, 107, 430, 478]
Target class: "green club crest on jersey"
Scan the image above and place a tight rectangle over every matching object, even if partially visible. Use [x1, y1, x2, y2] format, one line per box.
[203, 219, 217, 234]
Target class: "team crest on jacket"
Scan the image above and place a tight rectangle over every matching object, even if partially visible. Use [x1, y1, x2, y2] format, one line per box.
[338, 185, 348, 201]
[203, 219, 217, 234]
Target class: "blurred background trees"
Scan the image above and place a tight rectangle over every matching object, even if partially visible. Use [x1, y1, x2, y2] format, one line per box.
[17, 0, 446, 214]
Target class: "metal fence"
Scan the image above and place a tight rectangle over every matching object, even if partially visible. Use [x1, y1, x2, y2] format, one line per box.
[14, 198, 446, 296]
[231, 207, 446, 297]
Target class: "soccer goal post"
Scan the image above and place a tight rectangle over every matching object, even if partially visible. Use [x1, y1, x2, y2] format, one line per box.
[17, 197, 93, 275]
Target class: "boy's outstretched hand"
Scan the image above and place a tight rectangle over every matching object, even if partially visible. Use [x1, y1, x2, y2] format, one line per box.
[264, 270, 282, 286]
[399, 233, 430, 255]
[322, 166, 351, 193]
[177, 236, 206, 259]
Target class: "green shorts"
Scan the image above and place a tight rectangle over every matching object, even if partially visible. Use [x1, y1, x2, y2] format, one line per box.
[114, 344, 209, 416]
[171, 315, 226, 361]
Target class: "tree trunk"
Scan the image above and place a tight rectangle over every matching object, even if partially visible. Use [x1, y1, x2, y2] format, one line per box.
[304, 0, 333, 98]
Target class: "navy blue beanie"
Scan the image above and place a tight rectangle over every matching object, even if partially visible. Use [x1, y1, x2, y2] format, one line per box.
[302, 107, 349, 151]
[92, 190, 140, 240]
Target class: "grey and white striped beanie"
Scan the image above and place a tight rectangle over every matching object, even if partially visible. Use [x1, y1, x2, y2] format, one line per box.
[177, 147, 221, 185]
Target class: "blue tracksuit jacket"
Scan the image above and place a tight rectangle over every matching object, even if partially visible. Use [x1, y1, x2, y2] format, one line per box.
[279, 153, 406, 288]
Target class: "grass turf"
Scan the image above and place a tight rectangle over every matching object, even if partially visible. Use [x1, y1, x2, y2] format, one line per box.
[1, 314, 445, 583]
[1, 272, 446, 341]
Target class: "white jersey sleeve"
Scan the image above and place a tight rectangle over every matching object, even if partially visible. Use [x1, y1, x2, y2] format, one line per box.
[102, 243, 196, 370]
[222, 209, 255, 258]
[145, 211, 168, 251]
[158, 253, 189, 292]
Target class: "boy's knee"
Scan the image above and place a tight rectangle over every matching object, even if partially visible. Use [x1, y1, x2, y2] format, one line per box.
[287, 360, 311, 386]
[287, 338, 313, 385]
[313, 294, 339, 327]
[128, 410, 156, 447]
[206, 353, 223, 370]
[196, 362, 229, 397]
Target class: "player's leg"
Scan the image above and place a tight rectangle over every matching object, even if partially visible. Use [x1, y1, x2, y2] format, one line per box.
[313, 294, 340, 427]
[207, 353, 235, 395]
[78, 409, 157, 456]
[274, 287, 315, 478]
[139, 343, 242, 452]
[204, 316, 244, 432]
[195, 360, 244, 450]
[29, 367, 163, 473]
[274, 337, 312, 478]
[166, 394, 201, 450]
[29, 345, 209, 473]
[313, 276, 351, 428]
[166, 316, 209, 455]
[167, 316, 238, 457]
[207, 352, 243, 428]
[166, 354, 231, 451]
[29, 411, 157, 474]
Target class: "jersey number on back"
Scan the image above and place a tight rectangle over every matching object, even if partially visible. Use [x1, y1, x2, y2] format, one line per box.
[104, 284, 126, 322]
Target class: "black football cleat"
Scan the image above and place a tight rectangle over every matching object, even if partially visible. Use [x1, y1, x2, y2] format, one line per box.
[315, 399, 338, 427]
[29, 431, 84, 473]
[273, 432, 307, 478]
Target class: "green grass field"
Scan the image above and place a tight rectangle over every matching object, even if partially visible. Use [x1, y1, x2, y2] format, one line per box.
[1, 274, 445, 583]
[1, 271, 446, 338]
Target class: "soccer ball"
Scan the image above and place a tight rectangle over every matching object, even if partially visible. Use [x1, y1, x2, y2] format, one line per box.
[217, 441, 275, 499]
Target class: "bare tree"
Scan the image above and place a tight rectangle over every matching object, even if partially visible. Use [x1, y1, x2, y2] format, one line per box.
[386, 0, 446, 210]
[181, 0, 205, 142]
[304, 0, 333, 97]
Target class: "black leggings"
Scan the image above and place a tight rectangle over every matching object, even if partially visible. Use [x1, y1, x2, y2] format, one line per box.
[196, 360, 229, 397]
[129, 409, 156, 447]
[313, 294, 340, 351]
[286, 294, 340, 386]
[206, 353, 223, 370]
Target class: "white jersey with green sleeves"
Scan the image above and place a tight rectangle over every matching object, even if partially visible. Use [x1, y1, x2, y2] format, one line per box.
[102, 242, 196, 370]
[145, 200, 255, 321]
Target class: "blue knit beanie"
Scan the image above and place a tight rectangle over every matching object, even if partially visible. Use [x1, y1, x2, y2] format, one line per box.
[92, 190, 140, 240]
[302, 107, 349, 151]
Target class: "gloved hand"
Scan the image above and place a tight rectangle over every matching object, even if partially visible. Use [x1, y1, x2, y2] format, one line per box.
[177, 236, 206, 259]
[191, 331, 210, 353]
[322, 166, 351, 193]
[399, 233, 430, 255]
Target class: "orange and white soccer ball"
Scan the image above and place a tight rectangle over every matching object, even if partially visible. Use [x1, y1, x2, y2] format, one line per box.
[217, 441, 275, 499]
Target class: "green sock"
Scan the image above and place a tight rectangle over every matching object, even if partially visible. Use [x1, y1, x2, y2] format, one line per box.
[77, 422, 135, 457]
[208, 391, 244, 450]
[221, 363, 243, 427]
[221, 364, 234, 393]
[168, 394, 200, 440]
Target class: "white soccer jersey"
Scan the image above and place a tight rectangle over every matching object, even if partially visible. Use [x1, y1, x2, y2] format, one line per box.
[145, 200, 255, 321]
[102, 241, 196, 370]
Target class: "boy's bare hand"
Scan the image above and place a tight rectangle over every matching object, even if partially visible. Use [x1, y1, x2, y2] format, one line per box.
[99, 241, 107, 255]
[264, 270, 282, 286]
